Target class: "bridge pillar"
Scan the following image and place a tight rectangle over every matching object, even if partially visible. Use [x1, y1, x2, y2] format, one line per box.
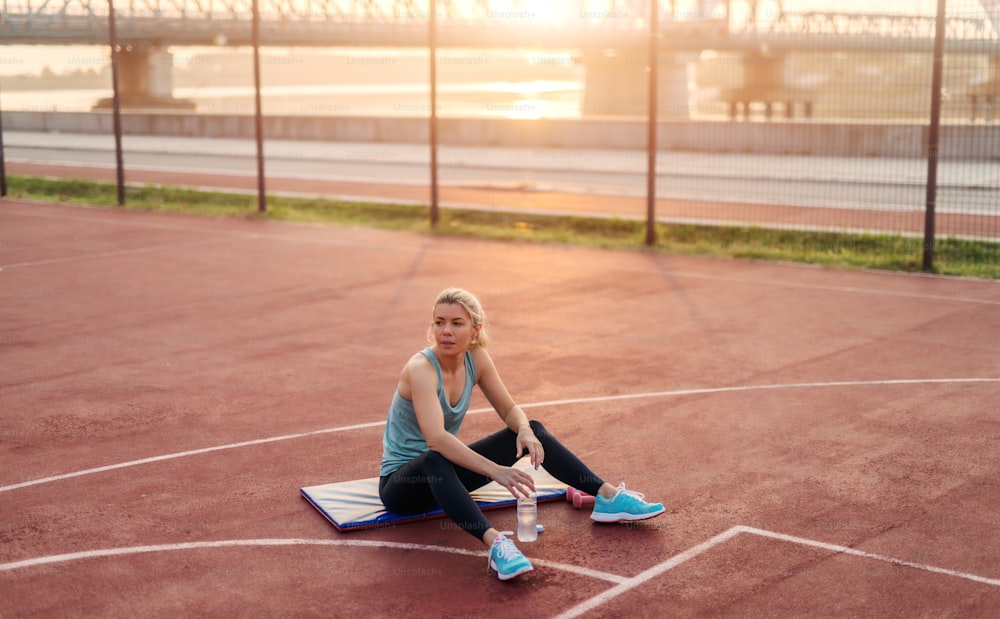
[724, 50, 813, 120]
[968, 53, 999, 122]
[581, 49, 694, 118]
[94, 47, 194, 111]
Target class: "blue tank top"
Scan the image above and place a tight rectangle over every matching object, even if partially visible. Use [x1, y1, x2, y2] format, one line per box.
[380, 347, 478, 476]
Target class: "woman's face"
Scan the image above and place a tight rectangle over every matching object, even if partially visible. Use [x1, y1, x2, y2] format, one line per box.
[432, 303, 479, 353]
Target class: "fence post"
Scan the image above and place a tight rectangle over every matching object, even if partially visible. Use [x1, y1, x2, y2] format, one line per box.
[645, 0, 659, 247]
[0, 80, 7, 198]
[252, 0, 267, 213]
[107, 0, 125, 206]
[429, 0, 439, 227]
[923, 0, 948, 271]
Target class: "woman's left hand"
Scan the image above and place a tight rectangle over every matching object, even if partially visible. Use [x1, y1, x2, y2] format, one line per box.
[516, 426, 544, 470]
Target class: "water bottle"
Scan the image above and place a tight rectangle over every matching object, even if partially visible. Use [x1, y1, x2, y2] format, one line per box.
[516, 492, 538, 542]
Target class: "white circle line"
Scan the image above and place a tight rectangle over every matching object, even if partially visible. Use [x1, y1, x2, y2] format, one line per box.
[513, 377, 1000, 411]
[0, 537, 626, 584]
[2, 378, 998, 495]
[0, 420, 388, 494]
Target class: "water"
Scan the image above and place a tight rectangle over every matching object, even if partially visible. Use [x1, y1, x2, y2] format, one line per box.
[6, 41, 988, 121]
[0, 81, 587, 118]
[517, 494, 537, 542]
[0, 45, 592, 118]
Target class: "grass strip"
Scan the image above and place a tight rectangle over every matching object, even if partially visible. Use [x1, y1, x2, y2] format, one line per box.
[6, 175, 999, 279]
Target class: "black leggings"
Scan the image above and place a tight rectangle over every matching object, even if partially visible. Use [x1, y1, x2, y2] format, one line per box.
[378, 420, 605, 541]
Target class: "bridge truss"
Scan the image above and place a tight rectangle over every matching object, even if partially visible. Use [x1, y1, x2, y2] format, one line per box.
[0, 0, 997, 51]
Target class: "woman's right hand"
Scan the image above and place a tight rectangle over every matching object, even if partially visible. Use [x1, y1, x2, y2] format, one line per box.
[491, 465, 536, 499]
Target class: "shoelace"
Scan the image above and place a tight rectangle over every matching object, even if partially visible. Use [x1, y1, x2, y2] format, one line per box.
[491, 531, 519, 562]
[615, 483, 646, 501]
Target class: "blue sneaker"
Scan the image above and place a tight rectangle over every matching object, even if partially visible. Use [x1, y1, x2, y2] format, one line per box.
[591, 483, 665, 523]
[488, 531, 533, 581]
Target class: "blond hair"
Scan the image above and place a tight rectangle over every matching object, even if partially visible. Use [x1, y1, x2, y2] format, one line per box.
[429, 287, 489, 348]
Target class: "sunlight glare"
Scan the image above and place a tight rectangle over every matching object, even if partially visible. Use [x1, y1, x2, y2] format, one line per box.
[502, 98, 546, 119]
[489, 80, 577, 94]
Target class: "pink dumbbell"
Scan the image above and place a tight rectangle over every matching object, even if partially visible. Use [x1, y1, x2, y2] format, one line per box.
[565, 487, 596, 509]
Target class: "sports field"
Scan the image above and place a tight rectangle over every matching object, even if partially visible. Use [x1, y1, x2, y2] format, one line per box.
[2, 198, 999, 617]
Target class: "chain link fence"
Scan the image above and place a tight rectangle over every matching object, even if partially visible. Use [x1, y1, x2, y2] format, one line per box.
[648, 0, 1000, 267]
[0, 0, 997, 270]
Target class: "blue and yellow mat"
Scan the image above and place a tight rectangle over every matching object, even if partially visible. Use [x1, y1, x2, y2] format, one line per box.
[301, 458, 567, 532]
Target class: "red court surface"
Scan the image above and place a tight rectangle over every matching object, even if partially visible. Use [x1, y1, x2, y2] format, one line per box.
[2, 198, 1000, 618]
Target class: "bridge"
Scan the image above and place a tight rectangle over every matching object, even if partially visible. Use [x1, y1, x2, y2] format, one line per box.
[2, 0, 998, 51]
[2, 0, 999, 116]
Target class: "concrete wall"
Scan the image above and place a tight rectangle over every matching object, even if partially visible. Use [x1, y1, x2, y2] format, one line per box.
[3, 110, 998, 159]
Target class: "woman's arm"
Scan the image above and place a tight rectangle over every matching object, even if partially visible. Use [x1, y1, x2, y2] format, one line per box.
[406, 356, 535, 497]
[472, 347, 545, 469]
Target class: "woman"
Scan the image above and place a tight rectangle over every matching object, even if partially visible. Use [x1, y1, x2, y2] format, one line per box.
[379, 288, 664, 581]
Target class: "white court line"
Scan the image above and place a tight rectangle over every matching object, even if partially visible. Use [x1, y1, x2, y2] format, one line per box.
[0, 537, 626, 585]
[554, 525, 1000, 619]
[0, 420, 387, 493]
[554, 526, 746, 619]
[4, 526, 996, 615]
[0, 202, 261, 236]
[512, 378, 1000, 412]
[0, 203, 422, 254]
[0, 235, 255, 270]
[2, 378, 998, 494]
[741, 526, 1000, 587]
